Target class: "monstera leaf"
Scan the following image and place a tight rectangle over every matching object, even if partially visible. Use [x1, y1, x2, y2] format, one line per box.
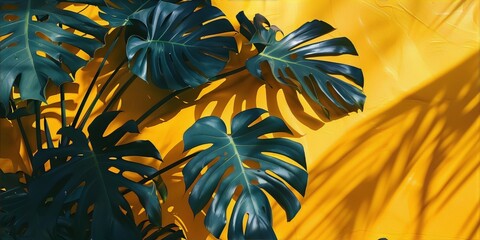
[183, 108, 307, 239]
[0, 0, 107, 115]
[237, 12, 365, 117]
[0, 112, 163, 239]
[99, 0, 160, 27]
[126, 1, 237, 90]
[138, 221, 185, 240]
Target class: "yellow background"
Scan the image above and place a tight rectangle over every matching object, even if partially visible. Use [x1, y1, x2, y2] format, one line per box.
[1, 0, 479, 239]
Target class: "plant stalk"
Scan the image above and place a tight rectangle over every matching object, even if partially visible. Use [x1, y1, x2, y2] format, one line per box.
[71, 28, 123, 128]
[121, 152, 199, 195]
[34, 101, 42, 150]
[135, 88, 189, 126]
[10, 99, 33, 160]
[209, 65, 247, 81]
[103, 74, 136, 113]
[78, 58, 127, 130]
[60, 84, 66, 129]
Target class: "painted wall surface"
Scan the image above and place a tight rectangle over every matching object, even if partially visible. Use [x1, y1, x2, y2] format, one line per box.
[0, 0, 479, 239]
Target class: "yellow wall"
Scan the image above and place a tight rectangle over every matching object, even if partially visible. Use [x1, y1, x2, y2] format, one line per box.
[0, 0, 479, 239]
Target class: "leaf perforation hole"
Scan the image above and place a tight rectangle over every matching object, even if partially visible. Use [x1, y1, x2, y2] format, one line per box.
[3, 14, 19, 21]
[202, 15, 225, 26]
[246, 114, 266, 129]
[242, 160, 260, 169]
[325, 81, 357, 113]
[242, 213, 249, 236]
[0, 4, 17, 10]
[331, 72, 363, 90]
[122, 170, 144, 182]
[289, 53, 298, 60]
[200, 50, 228, 62]
[44, 160, 51, 171]
[59, 42, 91, 61]
[302, 74, 320, 98]
[6, 42, 17, 48]
[35, 32, 52, 43]
[108, 166, 121, 174]
[0, 33, 13, 43]
[233, 185, 244, 199]
[118, 205, 128, 215]
[183, 25, 201, 37]
[36, 50, 47, 58]
[200, 31, 236, 40]
[262, 151, 304, 170]
[277, 67, 301, 90]
[18, 174, 27, 184]
[266, 169, 303, 198]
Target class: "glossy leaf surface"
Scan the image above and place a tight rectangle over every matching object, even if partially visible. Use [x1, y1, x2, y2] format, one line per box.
[0, 112, 163, 239]
[100, 0, 159, 27]
[238, 12, 365, 116]
[0, 0, 106, 115]
[126, 1, 237, 90]
[138, 221, 185, 240]
[183, 108, 307, 239]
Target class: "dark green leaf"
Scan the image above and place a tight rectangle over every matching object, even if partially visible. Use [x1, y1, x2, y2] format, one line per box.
[99, 0, 159, 27]
[126, 1, 237, 90]
[0, 0, 107, 115]
[183, 108, 307, 239]
[240, 13, 365, 116]
[138, 221, 185, 240]
[1, 112, 163, 239]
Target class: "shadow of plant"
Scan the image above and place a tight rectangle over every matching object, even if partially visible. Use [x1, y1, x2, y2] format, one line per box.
[270, 53, 479, 239]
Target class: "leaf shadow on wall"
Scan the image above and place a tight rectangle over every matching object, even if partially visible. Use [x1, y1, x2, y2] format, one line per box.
[272, 53, 479, 239]
[145, 45, 366, 238]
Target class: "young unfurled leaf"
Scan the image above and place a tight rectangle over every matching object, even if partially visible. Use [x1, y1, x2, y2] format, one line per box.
[237, 12, 365, 117]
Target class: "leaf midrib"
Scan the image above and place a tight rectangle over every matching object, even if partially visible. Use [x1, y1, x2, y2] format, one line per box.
[226, 135, 261, 214]
[258, 51, 318, 73]
[24, 0, 37, 81]
[122, 0, 153, 26]
[147, 39, 195, 48]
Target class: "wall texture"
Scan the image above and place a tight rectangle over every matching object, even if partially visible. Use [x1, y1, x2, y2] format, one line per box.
[0, 0, 478, 239]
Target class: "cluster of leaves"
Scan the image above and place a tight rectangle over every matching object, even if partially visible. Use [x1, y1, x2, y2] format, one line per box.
[0, 0, 365, 239]
[0, 112, 182, 239]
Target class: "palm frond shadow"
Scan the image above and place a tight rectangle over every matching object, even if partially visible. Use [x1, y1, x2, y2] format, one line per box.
[273, 53, 479, 239]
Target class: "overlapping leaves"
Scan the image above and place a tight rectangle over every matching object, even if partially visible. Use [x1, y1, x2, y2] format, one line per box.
[237, 12, 365, 117]
[126, 1, 237, 90]
[0, 112, 164, 239]
[183, 108, 307, 239]
[0, 0, 106, 116]
[99, 0, 160, 27]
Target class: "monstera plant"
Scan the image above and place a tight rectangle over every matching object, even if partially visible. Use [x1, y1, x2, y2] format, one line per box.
[0, 0, 365, 239]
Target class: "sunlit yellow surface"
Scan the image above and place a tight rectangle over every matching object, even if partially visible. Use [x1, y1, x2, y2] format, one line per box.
[0, 0, 479, 239]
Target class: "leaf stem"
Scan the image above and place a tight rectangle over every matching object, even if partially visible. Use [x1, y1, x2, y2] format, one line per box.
[78, 58, 127, 130]
[121, 152, 199, 195]
[71, 28, 123, 128]
[135, 88, 189, 126]
[10, 99, 33, 161]
[34, 101, 42, 150]
[17, 118, 33, 161]
[209, 65, 247, 81]
[103, 74, 136, 113]
[60, 84, 66, 129]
